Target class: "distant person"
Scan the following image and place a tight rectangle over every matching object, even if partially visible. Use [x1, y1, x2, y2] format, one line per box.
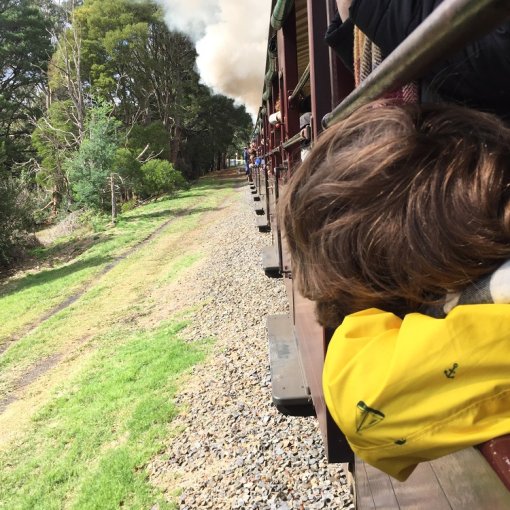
[298, 96, 313, 161]
[243, 146, 250, 176]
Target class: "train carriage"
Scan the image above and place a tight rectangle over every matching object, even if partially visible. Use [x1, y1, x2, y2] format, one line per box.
[249, 0, 510, 507]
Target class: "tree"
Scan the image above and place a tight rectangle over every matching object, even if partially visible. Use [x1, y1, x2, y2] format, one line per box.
[0, 177, 35, 269]
[32, 99, 79, 214]
[47, 2, 86, 143]
[75, 0, 203, 163]
[32, 0, 253, 213]
[65, 103, 121, 210]
[183, 90, 253, 176]
[0, 0, 52, 169]
[112, 147, 141, 201]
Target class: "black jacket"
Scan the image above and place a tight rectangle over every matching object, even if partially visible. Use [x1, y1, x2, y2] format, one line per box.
[325, 0, 510, 117]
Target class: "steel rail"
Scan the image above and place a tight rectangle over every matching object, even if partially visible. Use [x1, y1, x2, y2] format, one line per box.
[264, 146, 282, 158]
[322, 0, 510, 128]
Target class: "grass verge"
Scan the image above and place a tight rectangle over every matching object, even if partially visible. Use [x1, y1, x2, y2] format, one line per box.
[0, 171, 243, 507]
[0, 321, 211, 510]
[0, 176, 236, 343]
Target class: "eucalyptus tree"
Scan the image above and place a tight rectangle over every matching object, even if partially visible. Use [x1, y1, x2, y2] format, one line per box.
[0, 0, 53, 266]
[75, 0, 202, 163]
[0, 0, 52, 171]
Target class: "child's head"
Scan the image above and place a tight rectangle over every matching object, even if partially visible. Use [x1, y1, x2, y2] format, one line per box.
[280, 102, 510, 327]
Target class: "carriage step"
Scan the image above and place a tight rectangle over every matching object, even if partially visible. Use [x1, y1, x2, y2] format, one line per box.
[254, 205, 265, 215]
[253, 194, 261, 202]
[256, 217, 270, 232]
[267, 314, 314, 417]
[261, 246, 280, 277]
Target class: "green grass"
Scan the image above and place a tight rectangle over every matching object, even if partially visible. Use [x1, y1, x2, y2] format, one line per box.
[0, 321, 210, 510]
[0, 177, 236, 342]
[0, 173, 240, 508]
[159, 252, 203, 284]
[0, 189, 228, 394]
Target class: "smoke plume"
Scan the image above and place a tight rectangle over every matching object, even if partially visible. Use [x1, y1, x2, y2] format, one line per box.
[156, 0, 272, 117]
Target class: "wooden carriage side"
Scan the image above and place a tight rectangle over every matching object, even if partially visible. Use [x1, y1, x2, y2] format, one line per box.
[251, 0, 510, 507]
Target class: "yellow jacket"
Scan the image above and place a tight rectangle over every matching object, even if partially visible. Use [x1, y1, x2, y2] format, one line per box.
[322, 305, 510, 481]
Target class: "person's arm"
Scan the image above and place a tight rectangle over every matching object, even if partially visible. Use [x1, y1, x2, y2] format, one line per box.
[349, 0, 510, 115]
[325, 11, 355, 72]
[336, 0, 353, 22]
[349, 0, 438, 56]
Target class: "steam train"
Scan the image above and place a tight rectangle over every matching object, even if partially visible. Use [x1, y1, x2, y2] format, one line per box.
[248, 0, 510, 507]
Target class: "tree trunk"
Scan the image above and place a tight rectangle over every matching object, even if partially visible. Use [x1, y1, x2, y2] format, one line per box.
[111, 174, 117, 223]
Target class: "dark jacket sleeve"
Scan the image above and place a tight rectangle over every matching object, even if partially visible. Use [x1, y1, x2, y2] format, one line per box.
[324, 12, 355, 73]
[429, 22, 510, 116]
[349, 0, 510, 117]
[349, 0, 439, 56]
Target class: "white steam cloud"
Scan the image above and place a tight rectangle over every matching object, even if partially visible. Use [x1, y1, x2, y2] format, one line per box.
[157, 0, 272, 117]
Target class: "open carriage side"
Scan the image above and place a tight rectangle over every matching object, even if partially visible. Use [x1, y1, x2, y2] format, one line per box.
[252, 0, 510, 507]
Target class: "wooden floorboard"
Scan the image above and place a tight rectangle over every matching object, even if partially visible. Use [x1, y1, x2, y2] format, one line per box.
[431, 448, 510, 510]
[390, 461, 451, 510]
[356, 448, 510, 509]
[355, 459, 377, 510]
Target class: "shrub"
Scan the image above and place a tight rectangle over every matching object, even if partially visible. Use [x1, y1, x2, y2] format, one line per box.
[120, 198, 137, 213]
[0, 177, 36, 268]
[138, 159, 187, 198]
[113, 148, 142, 199]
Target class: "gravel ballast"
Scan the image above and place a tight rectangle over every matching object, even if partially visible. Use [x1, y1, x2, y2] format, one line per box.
[149, 175, 354, 509]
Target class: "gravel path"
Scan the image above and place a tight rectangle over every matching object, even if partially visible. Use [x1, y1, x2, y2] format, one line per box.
[149, 175, 354, 509]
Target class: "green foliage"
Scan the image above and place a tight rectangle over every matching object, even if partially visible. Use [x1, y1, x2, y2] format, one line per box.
[126, 121, 170, 161]
[0, 0, 52, 169]
[1, 0, 253, 270]
[184, 90, 253, 176]
[113, 147, 141, 196]
[66, 104, 121, 210]
[120, 198, 137, 213]
[138, 159, 187, 198]
[32, 100, 79, 209]
[0, 176, 36, 268]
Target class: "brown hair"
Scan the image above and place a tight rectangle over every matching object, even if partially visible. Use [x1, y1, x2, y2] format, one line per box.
[279, 102, 510, 328]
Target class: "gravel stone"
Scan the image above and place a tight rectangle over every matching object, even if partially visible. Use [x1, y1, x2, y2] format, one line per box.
[148, 178, 355, 509]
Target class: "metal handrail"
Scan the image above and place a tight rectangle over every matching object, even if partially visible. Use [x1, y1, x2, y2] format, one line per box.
[322, 0, 510, 128]
[289, 63, 310, 104]
[282, 131, 306, 150]
[264, 146, 282, 158]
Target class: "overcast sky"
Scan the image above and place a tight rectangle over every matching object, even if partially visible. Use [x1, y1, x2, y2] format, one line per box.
[155, 0, 272, 117]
